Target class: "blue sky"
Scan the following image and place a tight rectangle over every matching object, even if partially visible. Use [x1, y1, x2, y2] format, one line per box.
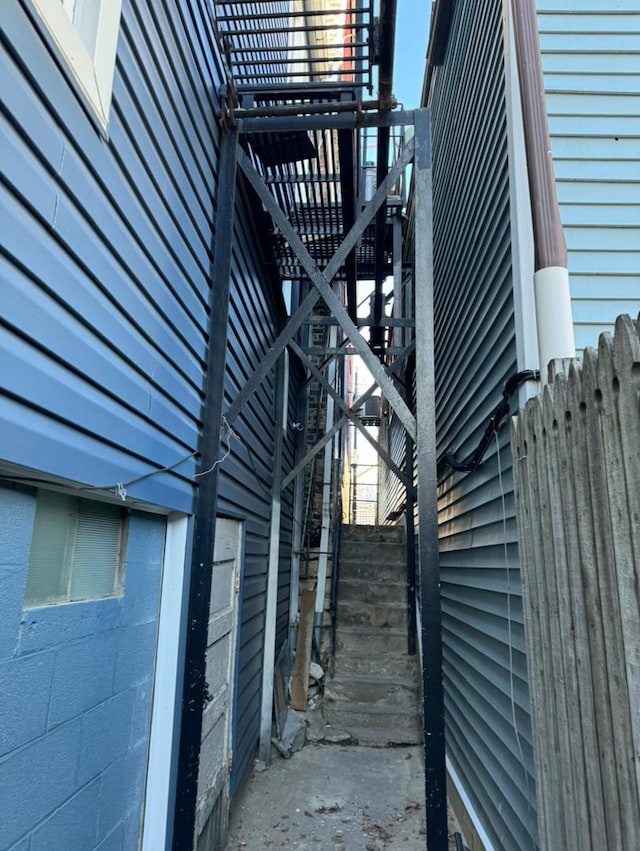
[392, 1, 432, 108]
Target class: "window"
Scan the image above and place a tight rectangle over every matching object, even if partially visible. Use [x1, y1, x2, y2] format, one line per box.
[30, 0, 123, 129]
[24, 490, 127, 607]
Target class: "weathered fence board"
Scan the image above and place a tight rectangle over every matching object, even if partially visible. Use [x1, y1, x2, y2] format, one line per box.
[512, 314, 640, 850]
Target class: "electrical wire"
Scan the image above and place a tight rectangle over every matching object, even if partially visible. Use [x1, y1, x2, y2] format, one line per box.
[193, 416, 237, 479]
[1, 419, 238, 503]
[88, 450, 198, 497]
[437, 369, 539, 477]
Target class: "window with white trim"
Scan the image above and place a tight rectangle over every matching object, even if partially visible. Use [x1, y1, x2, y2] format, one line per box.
[31, 0, 123, 129]
[24, 490, 128, 607]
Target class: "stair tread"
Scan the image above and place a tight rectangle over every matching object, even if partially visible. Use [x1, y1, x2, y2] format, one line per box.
[336, 624, 406, 634]
[339, 575, 405, 585]
[329, 673, 418, 689]
[334, 653, 417, 677]
[340, 551, 405, 560]
[325, 700, 419, 716]
[337, 599, 405, 610]
[343, 726, 422, 746]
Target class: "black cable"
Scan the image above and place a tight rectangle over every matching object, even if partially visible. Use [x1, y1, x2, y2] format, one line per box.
[437, 369, 539, 477]
[454, 833, 468, 851]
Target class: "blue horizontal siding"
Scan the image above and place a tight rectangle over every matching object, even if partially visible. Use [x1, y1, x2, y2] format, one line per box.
[2, 0, 299, 807]
[539, 32, 639, 52]
[536, 12, 640, 32]
[537, 1, 640, 350]
[1, 1, 218, 512]
[537, 0, 638, 9]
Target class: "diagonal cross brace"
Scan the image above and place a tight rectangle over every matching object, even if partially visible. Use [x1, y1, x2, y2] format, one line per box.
[282, 341, 415, 491]
[237, 145, 417, 441]
[225, 140, 416, 431]
[289, 340, 415, 496]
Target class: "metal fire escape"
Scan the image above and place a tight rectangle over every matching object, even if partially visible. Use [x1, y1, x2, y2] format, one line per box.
[179, 3, 446, 849]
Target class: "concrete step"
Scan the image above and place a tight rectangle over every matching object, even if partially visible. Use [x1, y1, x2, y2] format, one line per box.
[327, 675, 418, 704]
[340, 538, 406, 566]
[342, 723, 423, 747]
[339, 559, 405, 585]
[337, 599, 407, 629]
[323, 699, 421, 734]
[334, 652, 417, 680]
[341, 524, 405, 544]
[335, 625, 407, 656]
[338, 575, 405, 604]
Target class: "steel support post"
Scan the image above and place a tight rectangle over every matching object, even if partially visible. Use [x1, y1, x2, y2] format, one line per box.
[337, 127, 358, 321]
[413, 108, 447, 850]
[288, 465, 305, 652]
[405, 435, 417, 656]
[393, 212, 404, 350]
[259, 352, 286, 764]
[288, 390, 307, 653]
[172, 127, 238, 851]
[314, 326, 337, 648]
[371, 120, 390, 357]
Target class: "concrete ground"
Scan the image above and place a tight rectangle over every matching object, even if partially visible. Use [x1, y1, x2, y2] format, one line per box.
[225, 743, 460, 851]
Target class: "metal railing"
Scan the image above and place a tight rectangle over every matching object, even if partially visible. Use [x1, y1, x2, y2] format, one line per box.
[348, 462, 378, 524]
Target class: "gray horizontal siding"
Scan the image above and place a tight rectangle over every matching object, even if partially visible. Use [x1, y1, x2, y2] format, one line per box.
[428, 0, 538, 848]
[537, 0, 640, 351]
[378, 402, 409, 524]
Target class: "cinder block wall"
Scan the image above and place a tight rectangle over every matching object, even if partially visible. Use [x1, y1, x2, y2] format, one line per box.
[0, 484, 165, 850]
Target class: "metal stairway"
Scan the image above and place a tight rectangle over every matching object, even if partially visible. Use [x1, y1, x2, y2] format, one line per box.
[324, 524, 422, 746]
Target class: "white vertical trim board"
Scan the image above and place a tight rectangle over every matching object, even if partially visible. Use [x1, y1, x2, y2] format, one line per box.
[142, 513, 190, 851]
[447, 756, 498, 851]
[29, 0, 122, 128]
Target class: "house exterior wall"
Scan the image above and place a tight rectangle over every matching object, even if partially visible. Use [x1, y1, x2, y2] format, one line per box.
[0, 484, 166, 851]
[1, 1, 297, 847]
[537, 0, 640, 350]
[379, 1, 639, 848]
[1, 0, 213, 512]
[426, 2, 538, 848]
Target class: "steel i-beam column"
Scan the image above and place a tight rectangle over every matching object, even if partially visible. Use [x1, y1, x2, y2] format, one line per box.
[173, 126, 239, 851]
[413, 108, 447, 850]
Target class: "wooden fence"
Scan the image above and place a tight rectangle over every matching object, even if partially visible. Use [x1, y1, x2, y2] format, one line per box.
[511, 314, 640, 851]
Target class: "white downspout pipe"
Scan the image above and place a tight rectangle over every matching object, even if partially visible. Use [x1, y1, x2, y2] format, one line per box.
[534, 266, 575, 377]
[511, 0, 575, 381]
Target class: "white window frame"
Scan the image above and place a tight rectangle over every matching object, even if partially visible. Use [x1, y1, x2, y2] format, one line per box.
[24, 489, 128, 608]
[30, 0, 123, 130]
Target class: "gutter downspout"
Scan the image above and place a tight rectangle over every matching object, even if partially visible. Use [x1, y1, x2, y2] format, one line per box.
[510, 0, 575, 380]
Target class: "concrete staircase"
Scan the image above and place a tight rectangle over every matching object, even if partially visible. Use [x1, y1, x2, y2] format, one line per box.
[324, 524, 422, 746]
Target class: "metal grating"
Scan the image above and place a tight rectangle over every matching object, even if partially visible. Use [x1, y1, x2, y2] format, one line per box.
[244, 121, 405, 285]
[214, 0, 374, 94]
[215, 2, 408, 336]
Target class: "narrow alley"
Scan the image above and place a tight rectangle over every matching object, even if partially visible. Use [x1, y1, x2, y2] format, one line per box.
[1, 2, 638, 850]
